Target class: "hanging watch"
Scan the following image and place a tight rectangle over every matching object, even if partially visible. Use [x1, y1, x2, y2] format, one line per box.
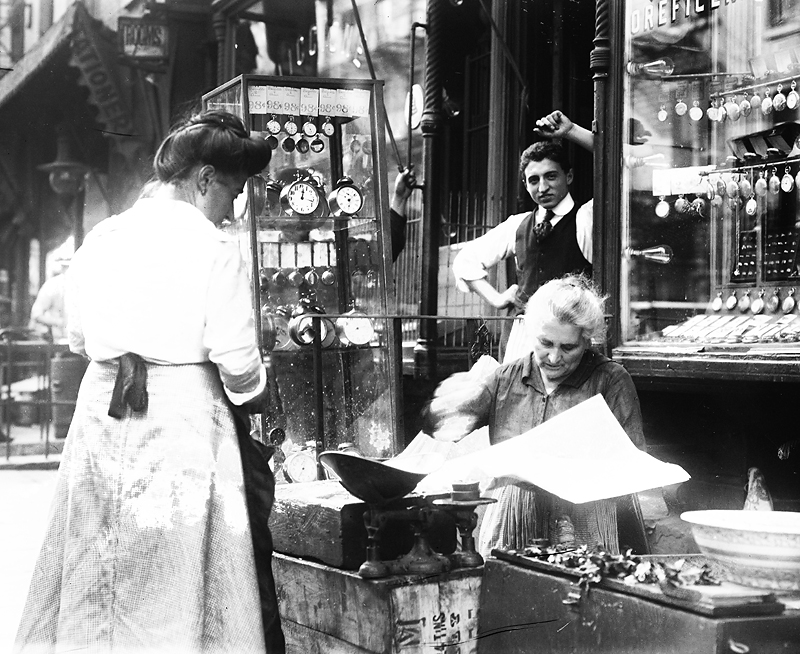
[266, 115, 281, 135]
[302, 118, 318, 137]
[328, 176, 364, 217]
[781, 167, 795, 193]
[689, 100, 704, 121]
[787, 81, 799, 110]
[284, 116, 299, 136]
[655, 196, 670, 218]
[769, 168, 781, 195]
[755, 170, 768, 197]
[767, 290, 781, 313]
[738, 291, 751, 313]
[310, 136, 325, 153]
[657, 104, 668, 122]
[739, 95, 752, 118]
[280, 177, 321, 216]
[761, 89, 773, 115]
[711, 292, 723, 312]
[773, 84, 787, 112]
[751, 290, 765, 315]
[723, 97, 740, 121]
[674, 98, 687, 116]
[783, 289, 796, 314]
[749, 91, 762, 112]
[321, 117, 335, 137]
[725, 291, 738, 311]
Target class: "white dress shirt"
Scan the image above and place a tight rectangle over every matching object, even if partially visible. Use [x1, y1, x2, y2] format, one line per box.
[66, 198, 265, 405]
[452, 194, 593, 292]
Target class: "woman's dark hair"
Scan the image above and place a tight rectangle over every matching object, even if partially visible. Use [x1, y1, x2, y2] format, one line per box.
[153, 110, 271, 183]
[518, 140, 571, 180]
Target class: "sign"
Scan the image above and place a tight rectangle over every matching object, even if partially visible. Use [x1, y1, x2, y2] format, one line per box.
[117, 17, 169, 61]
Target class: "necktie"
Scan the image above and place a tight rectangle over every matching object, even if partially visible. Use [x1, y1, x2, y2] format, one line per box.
[534, 209, 555, 243]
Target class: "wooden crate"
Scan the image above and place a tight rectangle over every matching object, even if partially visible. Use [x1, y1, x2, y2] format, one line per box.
[274, 553, 482, 654]
[478, 558, 800, 653]
[269, 480, 455, 570]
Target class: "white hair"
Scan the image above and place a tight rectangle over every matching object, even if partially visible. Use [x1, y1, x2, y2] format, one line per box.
[525, 274, 608, 344]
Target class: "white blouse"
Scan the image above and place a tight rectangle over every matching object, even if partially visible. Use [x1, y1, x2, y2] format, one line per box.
[66, 198, 265, 405]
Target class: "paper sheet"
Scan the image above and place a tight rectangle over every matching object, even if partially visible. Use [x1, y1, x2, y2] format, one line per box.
[413, 394, 690, 504]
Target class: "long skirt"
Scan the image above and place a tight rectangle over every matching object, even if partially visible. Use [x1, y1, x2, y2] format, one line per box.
[477, 481, 620, 558]
[14, 360, 267, 654]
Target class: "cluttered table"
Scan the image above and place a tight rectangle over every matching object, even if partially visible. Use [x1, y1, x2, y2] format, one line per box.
[477, 549, 800, 654]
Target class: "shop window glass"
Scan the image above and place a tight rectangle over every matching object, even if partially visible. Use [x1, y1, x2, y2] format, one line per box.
[620, 1, 800, 347]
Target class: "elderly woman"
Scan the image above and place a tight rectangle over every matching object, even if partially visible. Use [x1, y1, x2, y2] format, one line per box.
[425, 274, 645, 556]
[15, 111, 284, 653]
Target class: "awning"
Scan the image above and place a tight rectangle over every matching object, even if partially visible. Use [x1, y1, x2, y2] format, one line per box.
[0, 1, 134, 137]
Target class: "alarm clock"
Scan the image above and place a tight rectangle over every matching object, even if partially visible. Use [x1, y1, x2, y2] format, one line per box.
[280, 177, 321, 216]
[288, 300, 336, 347]
[336, 307, 375, 346]
[328, 176, 364, 217]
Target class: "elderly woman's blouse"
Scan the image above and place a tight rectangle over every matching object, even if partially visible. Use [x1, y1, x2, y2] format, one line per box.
[66, 198, 264, 403]
[476, 349, 646, 449]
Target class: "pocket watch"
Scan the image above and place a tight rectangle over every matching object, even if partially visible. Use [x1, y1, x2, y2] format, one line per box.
[284, 442, 319, 483]
[283, 116, 298, 136]
[302, 118, 318, 137]
[320, 116, 335, 137]
[280, 177, 322, 216]
[328, 176, 364, 217]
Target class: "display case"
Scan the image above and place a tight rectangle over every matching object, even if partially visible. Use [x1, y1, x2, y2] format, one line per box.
[614, 2, 800, 381]
[203, 76, 400, 471]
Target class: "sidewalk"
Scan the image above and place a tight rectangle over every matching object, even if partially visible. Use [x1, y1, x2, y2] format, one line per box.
[0, 422, 63, 470]
[0, 466, 59, 648]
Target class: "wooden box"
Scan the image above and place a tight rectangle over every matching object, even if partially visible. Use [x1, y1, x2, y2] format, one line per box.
[478, 556, 800, 653]
[269, 480, 455, 570]
[274, 553, 482, 654]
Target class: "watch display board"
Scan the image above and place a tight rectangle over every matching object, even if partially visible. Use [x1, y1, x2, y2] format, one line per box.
[203, 76, 399, 461]
[614, 5, 800, 380]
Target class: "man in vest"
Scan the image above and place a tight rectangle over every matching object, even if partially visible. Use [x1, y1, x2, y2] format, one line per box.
[452, 110, 594, 362]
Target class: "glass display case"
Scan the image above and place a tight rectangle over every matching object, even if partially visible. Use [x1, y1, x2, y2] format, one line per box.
[615, 2, 800, 380]
[203, 76, 400, 472]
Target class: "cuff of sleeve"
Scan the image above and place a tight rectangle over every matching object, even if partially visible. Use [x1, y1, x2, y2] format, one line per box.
[224, 364, 266, 405]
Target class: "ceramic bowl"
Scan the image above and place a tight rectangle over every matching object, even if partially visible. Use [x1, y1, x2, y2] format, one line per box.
[680, 510, 800, 591]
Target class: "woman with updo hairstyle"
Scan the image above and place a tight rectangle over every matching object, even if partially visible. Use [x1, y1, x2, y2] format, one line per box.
[15, 111, 285, 653]
[424, 274, 647, 558]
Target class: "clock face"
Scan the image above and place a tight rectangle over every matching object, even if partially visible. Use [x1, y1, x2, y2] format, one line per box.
[302, 120, 318, 137]
[336, 185, 363, 215]
[284, 181, 320, 215]
[266, 118, 281, 135]
[285, 451, 318, 483]
[337, 313, 375, 346]
[321, 119, 335, 137]
[284, 118, 298, 136]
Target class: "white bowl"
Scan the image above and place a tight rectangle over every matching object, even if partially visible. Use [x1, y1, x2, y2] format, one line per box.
[680, 510, 800, 591]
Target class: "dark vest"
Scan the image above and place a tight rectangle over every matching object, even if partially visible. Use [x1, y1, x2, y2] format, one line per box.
[514, 205, 592, 303]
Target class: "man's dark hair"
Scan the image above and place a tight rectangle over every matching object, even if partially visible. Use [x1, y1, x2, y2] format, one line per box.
[519, 140, 572, 180]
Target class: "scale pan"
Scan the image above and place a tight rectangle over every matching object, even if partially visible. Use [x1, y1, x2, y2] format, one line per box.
[319, 451, 431, 505]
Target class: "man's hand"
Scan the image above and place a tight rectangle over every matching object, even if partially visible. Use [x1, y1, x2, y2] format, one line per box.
[391, 167, 416, 215]
[493, 284, 525, 311]
[534, 110, 574, 139]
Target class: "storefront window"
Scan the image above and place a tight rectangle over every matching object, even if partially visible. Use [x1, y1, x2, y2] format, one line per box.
[620, 1, 800, 346]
